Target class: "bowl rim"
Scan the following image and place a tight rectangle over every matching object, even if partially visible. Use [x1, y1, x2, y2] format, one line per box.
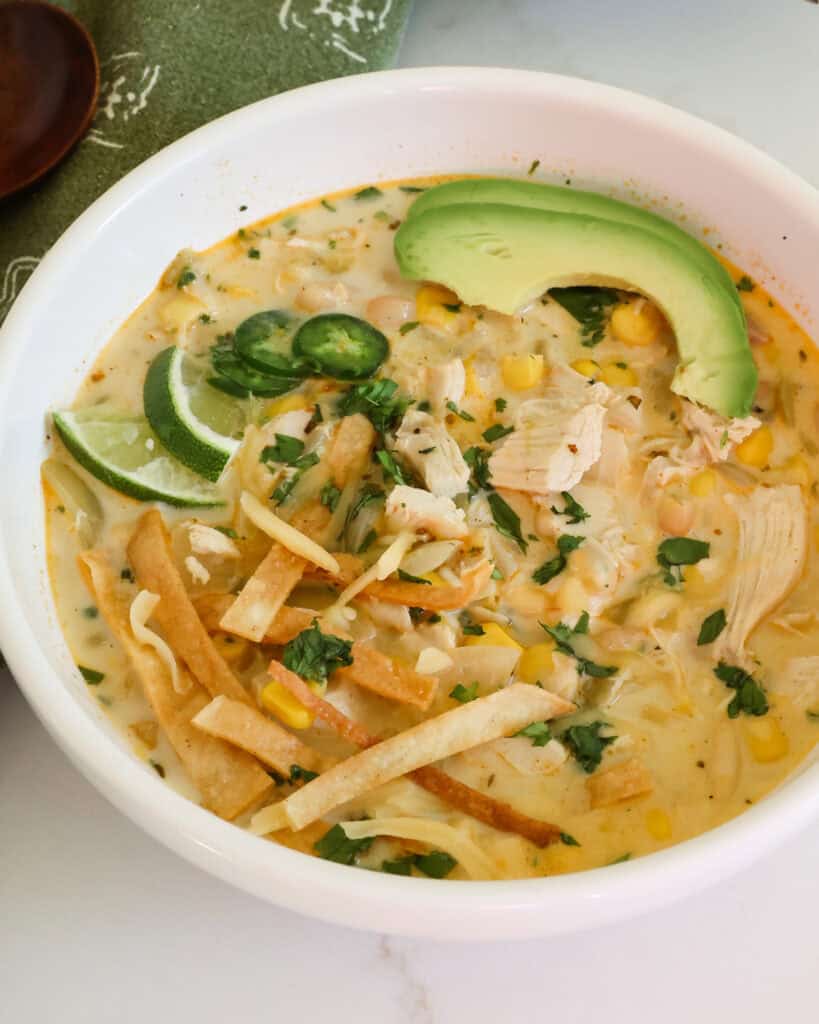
[3, 65, 819, 941]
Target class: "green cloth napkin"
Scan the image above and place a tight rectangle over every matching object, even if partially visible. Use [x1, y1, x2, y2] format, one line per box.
[0, 0, 412, 324]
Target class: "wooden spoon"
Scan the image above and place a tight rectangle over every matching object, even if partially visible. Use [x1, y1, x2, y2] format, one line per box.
[0, 1, 99, 200]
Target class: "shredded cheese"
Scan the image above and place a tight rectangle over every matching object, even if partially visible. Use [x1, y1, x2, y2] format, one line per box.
[340, 818, 496, 880]
[240, 491, 340, 574]
[129, 590, 185, 694]
[332, 530, 415, 610]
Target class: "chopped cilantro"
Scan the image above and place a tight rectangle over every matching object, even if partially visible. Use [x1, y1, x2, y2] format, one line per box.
[532, 534, 584, 586]
[460, 617, 485, 636]
[449, 682, 479, 704]
[418, 446, 436, 455]
[697, 609, 727, 646]
[176, 267, 196, 288]
[464, 445, 492, 493]
[515, 721, 553, 747]
[549, 286, 619, 346]
[321, 198, 336, 212]
[150, 760, 166, 778]
[198, 313, 213, 324]
[399, 320, 420, 335]
[446, 400, 475, 422]
[382, 855, 415, 875]
[560, 832, 581, 847]
[414, 850, 457, 878]
[490, 567, 504, 581]
[806, 710, 819, 722]
[270, 449, 319, 504]
[320, 481, 341, 513]
[714, 662, 768, 718]
[736, 275, 755, 292]
[443, 302, 462, 313]
[376, 448, 407, 485]
[247, 247, 261, 259]
[215, 526, 238, 539]
[314, 823, 373, 865]
[488, 491, 527, 552]
[399, 185, 426, 193]
[657, 536, 710, 586]
[288, 763, 319, 784]
[82, 606, 98, 619]
[306, 403, 324, 432]
[337, 378, 410, 435]
[282, 620, 354, 683]
[354, 186, 383, 201]
[78, 665, 104, 685]
[562, 721, 616, 773]
[397, 568, 431, 585]
[482, 423, 514, 443]
[494, 397, 507, 412]
[260, 433, 305, 465]
[416, 400, 431, 413]
[609, 852, 632, 865]
[527, 158, 540, 175]
[357, 529, 377, 554]
[120, 568, 134, 582]
[550, 491, 590, 525]
[541, 617, 615, 678]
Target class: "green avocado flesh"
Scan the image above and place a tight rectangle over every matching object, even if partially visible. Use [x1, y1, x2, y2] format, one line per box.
[408, 178, 741, 313]
[394, 203, 757, 418]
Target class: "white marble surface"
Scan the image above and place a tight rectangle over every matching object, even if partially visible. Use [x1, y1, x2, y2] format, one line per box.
[5, 2, 819, 1019]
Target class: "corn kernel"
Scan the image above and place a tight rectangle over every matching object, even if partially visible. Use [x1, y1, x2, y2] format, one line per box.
[415, 284, 474, 333]
[518, 642, 555, 683]
[463, 356, 484, 399]
[781, 454, 812, 488]
[571, 358, 600, 378]
[600, 361, 638, 388]
[263, 393, 311, 419]
[212, 633, 250, 664]
[689, 468, 716, 497]
[735, 425, 773, 467]
[744, 717, 789, 763]
[502, 353, 544, 390]
[464, 621, 522, 651]
[260, 680, 315, 730]
[645, 808, 673, 841]
[610, 299, 664, 346]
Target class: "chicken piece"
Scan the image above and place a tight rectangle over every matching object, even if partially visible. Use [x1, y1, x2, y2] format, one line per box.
[394, 410, 470, 498]
[489, 371, 610, 494]
[588, 428, 631, 487]
[385, 484, 468, 540]
[677, 402, 760, 466]
[587, 757, 653, 808]
[188, 524, 240, 559]
[716, 485, 807, 665]
[425, 358, 466, 414]
[184, 555, 210, 585]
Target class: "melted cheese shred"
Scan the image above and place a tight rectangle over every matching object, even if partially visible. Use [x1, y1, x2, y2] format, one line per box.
[128, 590, 185, 694]
[240, 491, 340, 574]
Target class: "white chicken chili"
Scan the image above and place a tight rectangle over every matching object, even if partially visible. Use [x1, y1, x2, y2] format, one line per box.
[43, 177, 819, 880]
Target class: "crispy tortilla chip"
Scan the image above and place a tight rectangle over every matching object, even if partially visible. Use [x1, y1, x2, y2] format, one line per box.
[199, 596, 437, 710]
[267, 661, 374, 748]
[327, 413, 376, 485]
[410, 766, 560, 848]
[219, 544, 307, 642]
[253, 683, 572, 831]
[192, 695, 322, 775]
[587, 756, 653, 809]
[80, 551, 272, 820]
[127, 510, 250, 704]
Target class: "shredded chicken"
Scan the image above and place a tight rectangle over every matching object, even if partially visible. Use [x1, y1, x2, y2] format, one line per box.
[385, 484, 468, 539]
[188, 523, 240, 559]
[716, 485, 807, 665]
[394, 410, 470, 498]
[678, 402, 760, 465]
[425, 358, 465, 413]
[489, 370, 610, 494]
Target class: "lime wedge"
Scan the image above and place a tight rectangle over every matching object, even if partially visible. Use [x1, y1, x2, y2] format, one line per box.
[144, 346, 248, 482]
[53, 410, 223, 507]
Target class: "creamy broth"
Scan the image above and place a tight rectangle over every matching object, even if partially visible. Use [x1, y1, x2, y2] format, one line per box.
[44, 179, 819, 880]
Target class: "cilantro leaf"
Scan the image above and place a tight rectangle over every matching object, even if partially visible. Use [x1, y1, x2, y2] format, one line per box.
[560, 832, 581, 847]
[541, 618, 615, 678]
[177, 267, 196, 289]
[495, 397, 507, 412]
[657, 536, 710, 586]
[399, 321, 419, 335]
[482, 423, 514, 443]
[460, 617, 485, 636]
[562, 721, 616, 773]
[550, 491, 590, 524]
[337, 378, 410, 435]
[549, 286, 619, 347]
[78, 665, 104, 685]
[463, 445, 492, 493]
[697, 609, 727, 646]
[320, 481, 341, 513]
[271, 451, 319, 504]
[261, 433, 305, 465]
[354, 186, 383, 200]
[381, 855, 415, 875]
[288, 763, 319, 784]
[282, 620, 354, 683]
[376, 448, 407, 485]
[714, 661, 769, 718]
[488, 491, 527, 552]
[736, 275, 755, 292]
[414, 850, 457, 878]
[397, 568, 431, 585]
[449, 681, 479, 703]
[515, 721, 553, 746]
[446, 400, 475, 422]
[314, 824, 373, 865]
[532, 534, 584, 585]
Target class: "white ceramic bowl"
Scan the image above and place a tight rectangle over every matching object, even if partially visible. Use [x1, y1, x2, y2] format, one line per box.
[2, 68, 818, 942]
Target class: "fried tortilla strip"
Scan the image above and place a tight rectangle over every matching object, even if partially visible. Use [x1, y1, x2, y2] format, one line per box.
[587, 756, 653, 809]
[198, 596, 438, 710]
[268, 661, 374, 748]
[192, 696, 322, 775]
[127, 510, 251, 705]
[410, 766, 561, 848]
[252, 682, 572, 832]
[257, 665, 563, 845]
[80, 551, 272, 820]
[219, 417, 375, 642]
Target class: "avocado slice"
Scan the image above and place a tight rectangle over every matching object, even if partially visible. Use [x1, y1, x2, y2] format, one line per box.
[408, 178, 741, 313]
[394, 203, 756, 417]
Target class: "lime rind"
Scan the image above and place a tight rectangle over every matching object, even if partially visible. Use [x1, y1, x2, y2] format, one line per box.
[53, 410, 223, 508]
[144, 346, 242, 482]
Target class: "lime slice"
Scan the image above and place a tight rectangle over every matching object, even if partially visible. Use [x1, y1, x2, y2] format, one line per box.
[144, 346, 248, 481]
[53, 409, 223, 507]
